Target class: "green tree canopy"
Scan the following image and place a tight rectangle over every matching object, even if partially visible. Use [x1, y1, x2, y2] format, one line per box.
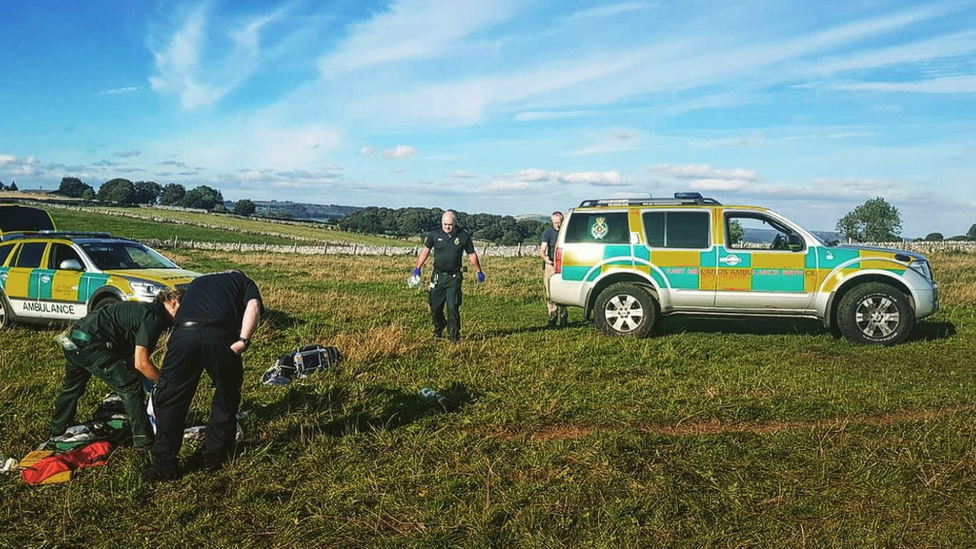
[133, 181, 162, 204]
[924, 232, 944, 241]
[836, 197, 902, 242]
[968, 224, 976, 240]
[8, 181, 17, 191]
[81, 188, 96, 201]
[233, 198, 256, 216]
[159, 183, 186, 206]
[182, 185, 224, 210]
[57, 177, 93, 198]
[98, 178, 136, 204]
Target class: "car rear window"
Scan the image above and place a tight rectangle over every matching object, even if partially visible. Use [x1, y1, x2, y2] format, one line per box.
[643, 211, 710, 249]
[564, 212, 629, 244]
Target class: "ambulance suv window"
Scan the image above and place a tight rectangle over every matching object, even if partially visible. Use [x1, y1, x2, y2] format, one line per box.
[725, 213, 803, 251]
[14, 242, 46, 268]
[564, 212, 629, 244]
[0, 243, 14, 266]
[642, 211, 710, 249]
[49, 244, 85, 270]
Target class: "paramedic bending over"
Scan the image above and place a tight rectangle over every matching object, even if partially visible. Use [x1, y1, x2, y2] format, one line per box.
[51, 289, 182, 449]
[143, 270, 262, 482]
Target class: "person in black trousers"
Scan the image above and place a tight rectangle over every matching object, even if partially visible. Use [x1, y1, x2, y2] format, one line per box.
[412, 210, 484, 343]
[143, 270, 263, 481]
[51, 290, 182, 449]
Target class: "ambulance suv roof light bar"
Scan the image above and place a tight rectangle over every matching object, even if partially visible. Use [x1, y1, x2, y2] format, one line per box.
[577, 192, 721, 208]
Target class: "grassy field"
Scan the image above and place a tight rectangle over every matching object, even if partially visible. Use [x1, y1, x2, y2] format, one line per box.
[9, 198, 413, 247]
[1, 249, 975, 547]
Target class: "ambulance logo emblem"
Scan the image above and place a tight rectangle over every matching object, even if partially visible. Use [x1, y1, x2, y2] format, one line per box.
[590, 217, 609, 240]
[454, 237, 460, 245]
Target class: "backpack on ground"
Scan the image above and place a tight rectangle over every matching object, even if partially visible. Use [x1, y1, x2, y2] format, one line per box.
[261, 344, 342, 386]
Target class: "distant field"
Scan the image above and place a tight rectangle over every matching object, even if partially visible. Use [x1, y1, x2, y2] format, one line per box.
[1, 247, 974, 547]
[45, 205, 414, 247]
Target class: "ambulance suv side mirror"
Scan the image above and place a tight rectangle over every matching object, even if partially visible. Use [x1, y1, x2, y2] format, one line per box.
[786, 234, 803, 251]
[60, 259, 83, 270]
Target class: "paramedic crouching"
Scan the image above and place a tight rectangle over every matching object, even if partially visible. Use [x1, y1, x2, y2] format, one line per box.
[50, 289, 182, 449]
[143, 270, 263, 482]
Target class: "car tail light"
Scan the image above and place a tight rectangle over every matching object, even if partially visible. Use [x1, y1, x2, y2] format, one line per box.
[554, 247, 562, 274]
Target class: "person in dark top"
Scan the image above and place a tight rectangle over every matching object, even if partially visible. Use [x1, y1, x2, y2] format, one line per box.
[540, 211, 568, 328]
[143, 270, 263, 481]
[50, 289, 183, 449]
[412, 210, 484, 343]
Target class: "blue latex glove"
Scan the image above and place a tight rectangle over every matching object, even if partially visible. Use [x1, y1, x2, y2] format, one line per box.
[413, 267, 422, 277]
[477, 271, 485, 283]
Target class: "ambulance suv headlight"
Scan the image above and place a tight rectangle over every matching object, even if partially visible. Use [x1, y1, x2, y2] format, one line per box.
[130, 281, 164, 297]
[908, 260, 932, 281]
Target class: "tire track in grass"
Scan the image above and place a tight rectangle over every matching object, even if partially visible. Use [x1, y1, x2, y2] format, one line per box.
[485, 404, 975, 442]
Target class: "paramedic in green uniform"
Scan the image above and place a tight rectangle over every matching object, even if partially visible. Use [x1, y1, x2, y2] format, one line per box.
[413, 210, 484, 343]
[50, 290, 182, 449]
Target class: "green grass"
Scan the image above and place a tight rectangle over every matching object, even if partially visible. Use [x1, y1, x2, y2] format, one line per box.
[63, 205, 415, 247]
[1, 251, 975, 547]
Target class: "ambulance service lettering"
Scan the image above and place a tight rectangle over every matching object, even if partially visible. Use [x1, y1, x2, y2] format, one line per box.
[22, 302, 76, 315]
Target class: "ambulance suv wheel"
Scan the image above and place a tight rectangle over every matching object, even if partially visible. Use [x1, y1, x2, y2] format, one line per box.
[837, 282, 914, 346]
[594, 283, 658, 338]
[0, 293, 9, 329]
[92, 295, 121, 311]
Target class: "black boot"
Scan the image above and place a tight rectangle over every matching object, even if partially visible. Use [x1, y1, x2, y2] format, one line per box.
[547, 318, 557, 329]
[559, 317, 568, 328]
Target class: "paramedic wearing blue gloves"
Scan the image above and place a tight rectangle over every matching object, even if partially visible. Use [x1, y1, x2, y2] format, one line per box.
[143, 270, 263, 481]
[413, 210, 484, 344]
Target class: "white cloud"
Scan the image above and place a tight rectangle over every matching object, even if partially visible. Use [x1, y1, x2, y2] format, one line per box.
[569, 2, 654, 20]
[654, 164, 758, 181]
[514, 110, 591, 122]
[148, 4, 301, 109]
[318, 0, 526, 75]
[359, 146, 376, 157]
[830, 75, 976, 94]
[512, 168, 626, 186]
[383, 145, 420, 159]
[99, 87, 142, 95]
[114, 150, 142, 158]
[447, 170, 478, 178]
[689, 179, 749, 191]
[485, 181, 529, 191]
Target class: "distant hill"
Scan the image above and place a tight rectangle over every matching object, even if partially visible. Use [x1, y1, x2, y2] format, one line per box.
[226, 200, 361, 221]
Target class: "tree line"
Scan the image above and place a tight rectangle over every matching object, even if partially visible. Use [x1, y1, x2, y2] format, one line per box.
[53, 177, 257, 216]
[339, 206, 547, 245]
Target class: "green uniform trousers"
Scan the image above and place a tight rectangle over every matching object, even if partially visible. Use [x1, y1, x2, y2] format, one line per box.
[429, 270, 463, 339]
[51, 343, 153, 448]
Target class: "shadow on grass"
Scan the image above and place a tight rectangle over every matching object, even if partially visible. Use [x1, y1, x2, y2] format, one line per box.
[909, 320, 957, 342]
[260, 308, 305, 331]
[655, 316, 828, 338]
[244, 382, 477, 446]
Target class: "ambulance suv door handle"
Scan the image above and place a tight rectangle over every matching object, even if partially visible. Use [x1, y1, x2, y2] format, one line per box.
[720, 255, 742, 266]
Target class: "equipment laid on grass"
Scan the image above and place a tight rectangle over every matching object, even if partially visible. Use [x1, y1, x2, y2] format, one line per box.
[261, 344, 343, 386]
[20, 441, 111, 485]
[420, 387, 459, 412]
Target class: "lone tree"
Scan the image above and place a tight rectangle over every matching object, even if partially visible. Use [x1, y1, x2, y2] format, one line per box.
[969, 224, 976, 240]
[924, 232, 944, 242]
[182, 185, 224, 210]
[836, 197, 902, 242]
[159, 183, 186, 206]
[98, 178, 136, 204]
[57, 177, 93, 198]
[233, 198, 256, 216]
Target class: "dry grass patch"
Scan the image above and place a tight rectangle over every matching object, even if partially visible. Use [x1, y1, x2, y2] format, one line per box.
[332, 322, 426, 363]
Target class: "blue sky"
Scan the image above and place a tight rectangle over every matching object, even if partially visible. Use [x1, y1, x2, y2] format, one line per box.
[1, 0, 975, 237]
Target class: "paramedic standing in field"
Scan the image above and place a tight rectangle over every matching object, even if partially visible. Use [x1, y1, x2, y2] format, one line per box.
[144, 270, 263, 481]
[540, 211, 568, 328]
[413, 210, 484, 343]
[50, 290, 182, 449]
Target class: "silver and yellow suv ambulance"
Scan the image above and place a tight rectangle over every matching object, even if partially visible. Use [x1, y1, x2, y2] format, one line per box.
[548, 192, 939, 345]
[0, 231, 198, 329]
